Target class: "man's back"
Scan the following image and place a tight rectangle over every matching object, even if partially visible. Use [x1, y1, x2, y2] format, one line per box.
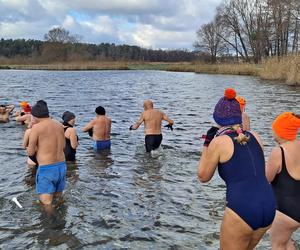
[93, 116, 111, 141]
[143, 109, 164, 135]
[31, 119, 65, 165]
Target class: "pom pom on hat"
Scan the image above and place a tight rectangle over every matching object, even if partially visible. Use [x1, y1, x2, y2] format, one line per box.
[224, 88, 236, 100]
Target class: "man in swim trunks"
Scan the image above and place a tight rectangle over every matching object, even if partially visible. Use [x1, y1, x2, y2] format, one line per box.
[82, 106, 112, 150]
[129, 99, 174, 152]
[26, 100, 66, 208]
[0, 104, 15, 123]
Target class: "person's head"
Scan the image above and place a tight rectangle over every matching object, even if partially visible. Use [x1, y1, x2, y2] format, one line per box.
[213, 88, 242, 127]
[31, 100, 49, 119]
[23, 104, 31, 113]
[143, 99, 153, 110]
[0, 105, 6, 114]
[20, 101, 29, 108]
[62, 111, 76, 126]
[95, 106, 106, 116]
[236, 96, 246, 112]
[272, 112, 300, 144]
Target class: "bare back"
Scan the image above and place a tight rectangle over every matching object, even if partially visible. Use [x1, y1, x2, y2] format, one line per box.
[92, 116, 111, 141]
[27, 118, 65, 165]
[281, 141, 300, 179]
[143, 109, 164, 135]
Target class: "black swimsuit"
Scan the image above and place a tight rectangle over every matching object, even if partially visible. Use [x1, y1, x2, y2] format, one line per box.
[63, 123, 78, 161]
[272, 146, 300, 223]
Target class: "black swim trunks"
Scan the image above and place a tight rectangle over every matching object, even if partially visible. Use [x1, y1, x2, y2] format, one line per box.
[145, 134, 163, 152]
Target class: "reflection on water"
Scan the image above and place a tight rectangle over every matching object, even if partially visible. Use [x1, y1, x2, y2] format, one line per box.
[0, 70, 299, 249]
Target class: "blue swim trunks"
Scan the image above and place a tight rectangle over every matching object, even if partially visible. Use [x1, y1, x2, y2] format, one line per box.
[36, 161, 66, 194]
[93, 140, 111, 150]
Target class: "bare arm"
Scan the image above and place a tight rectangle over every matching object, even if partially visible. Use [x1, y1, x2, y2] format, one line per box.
[82, 120, 94, 132]
[16, 114, 28, 122]
[266, 146, 281, 182]
[22, 129, 30, 149]
[131, 113, 144, 130]
[69, 128, 78, 149]
[6, 105, 15, 114]
[27, 128, 38, 156]
[197, 138, 221, 182]
[162, 112, 174, 125]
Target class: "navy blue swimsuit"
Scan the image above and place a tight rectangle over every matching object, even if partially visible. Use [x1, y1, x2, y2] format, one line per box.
[218, 132, 276, 230]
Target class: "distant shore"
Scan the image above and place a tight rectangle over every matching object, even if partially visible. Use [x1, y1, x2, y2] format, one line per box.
[1, 55, 299, 85]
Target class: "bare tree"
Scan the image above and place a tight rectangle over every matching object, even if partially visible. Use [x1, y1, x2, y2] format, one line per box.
[194, 16, 227, 63]
[44, 27, 80, 43]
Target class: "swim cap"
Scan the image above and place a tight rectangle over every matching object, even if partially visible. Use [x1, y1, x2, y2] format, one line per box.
[23, 104, 31, 113]
[62, 111, 75, 123]
[20, 101, 29, 108]
[31, 100, 49, 118]
[272, 112, 300, 141]
[236, 96, 246, 111]
[95, 106, 106, 115]
[213, 88, 242, 126]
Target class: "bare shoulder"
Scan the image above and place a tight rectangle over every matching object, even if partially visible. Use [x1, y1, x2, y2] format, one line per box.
[248, 130, 263, 147]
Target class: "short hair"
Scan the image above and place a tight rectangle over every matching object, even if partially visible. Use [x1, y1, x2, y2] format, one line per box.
[95, 106, 106, 115]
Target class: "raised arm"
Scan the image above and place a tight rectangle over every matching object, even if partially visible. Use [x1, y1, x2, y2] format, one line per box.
[6, 105, 15, 114]
[130, 113, 144, 130]
[266, 146, 282, 182]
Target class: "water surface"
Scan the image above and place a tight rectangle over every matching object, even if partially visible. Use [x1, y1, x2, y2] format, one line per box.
[0, 70, 299, 249]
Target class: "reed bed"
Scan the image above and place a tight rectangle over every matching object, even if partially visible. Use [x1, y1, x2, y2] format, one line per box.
[259, 55, 300, 85]
[4, 61, 129, 70]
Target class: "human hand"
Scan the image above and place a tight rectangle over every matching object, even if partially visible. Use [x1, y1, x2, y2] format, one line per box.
[202, 126, 219, 147]
[164, 124, 173, 131]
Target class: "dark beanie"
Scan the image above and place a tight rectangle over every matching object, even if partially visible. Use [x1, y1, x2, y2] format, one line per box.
[95, 106, 105, 115]
[31, 100, 49, 118]
[62, 111, 75, 123]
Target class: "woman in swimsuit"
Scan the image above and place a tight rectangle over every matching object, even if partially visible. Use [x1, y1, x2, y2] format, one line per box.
[266, 112, 300, 250]
[198, 88, 276, 250]
[62, 111, 78, 161]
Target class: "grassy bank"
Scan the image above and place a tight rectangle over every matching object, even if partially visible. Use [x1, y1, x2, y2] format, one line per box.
[0, 61, 129, 70]
[1, 55, 300, 84]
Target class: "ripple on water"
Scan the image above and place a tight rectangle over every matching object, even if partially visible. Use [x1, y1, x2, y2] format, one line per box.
[0, 70, 299, 249]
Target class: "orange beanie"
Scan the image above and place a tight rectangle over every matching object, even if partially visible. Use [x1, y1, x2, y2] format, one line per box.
[272, 112, 300, 141]
[236, 96, 246, 111]
[20, 101, 29, 108]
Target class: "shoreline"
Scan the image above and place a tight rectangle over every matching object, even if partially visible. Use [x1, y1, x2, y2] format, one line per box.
[1, 57, 299, 85]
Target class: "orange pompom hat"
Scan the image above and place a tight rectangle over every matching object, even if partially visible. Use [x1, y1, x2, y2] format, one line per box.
[272, 112, 300, 141]
[20, 101, 29, 108]
[213, 88, 242, 126]
[236, 96, 246, 111]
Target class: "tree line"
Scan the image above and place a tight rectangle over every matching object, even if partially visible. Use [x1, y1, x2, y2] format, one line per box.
[0, 28, 197, 63]
[194, 0, 300, 63]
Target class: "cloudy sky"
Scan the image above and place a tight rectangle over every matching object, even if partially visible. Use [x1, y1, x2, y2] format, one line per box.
[0, 0, 222, 49]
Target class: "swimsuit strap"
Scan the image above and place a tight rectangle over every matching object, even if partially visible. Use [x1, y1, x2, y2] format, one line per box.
[279, 146, 287, 171]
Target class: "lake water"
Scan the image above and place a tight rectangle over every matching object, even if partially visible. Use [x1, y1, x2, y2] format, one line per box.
[0, 70, 299, 249]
